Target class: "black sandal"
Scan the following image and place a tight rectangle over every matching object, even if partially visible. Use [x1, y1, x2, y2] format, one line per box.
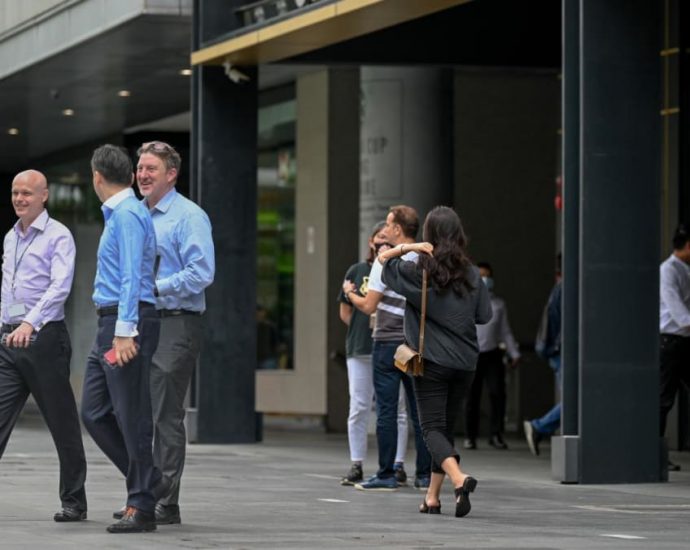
[419, 500, 441, 514]
[454, 476, 477, 518]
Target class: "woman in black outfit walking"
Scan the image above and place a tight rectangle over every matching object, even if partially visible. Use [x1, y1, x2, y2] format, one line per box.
[379, 206, 492, 517]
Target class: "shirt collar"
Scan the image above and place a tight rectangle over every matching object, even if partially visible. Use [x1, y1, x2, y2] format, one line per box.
[13, 209, 49, 237]
[670, 254, 690, 273]
[147, 187, 177, 214]
[102, 187, 135, 213]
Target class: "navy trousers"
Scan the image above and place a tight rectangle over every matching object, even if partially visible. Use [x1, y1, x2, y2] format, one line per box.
[81, 305, 160, 513]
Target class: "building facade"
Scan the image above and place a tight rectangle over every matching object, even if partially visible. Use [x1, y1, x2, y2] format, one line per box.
[1, 0, 688, 482]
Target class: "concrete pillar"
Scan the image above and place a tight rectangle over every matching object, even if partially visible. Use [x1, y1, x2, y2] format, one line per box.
[554, 0, 662, 483]
[359, 66, 452, 253]
[192, 62, 259, 443]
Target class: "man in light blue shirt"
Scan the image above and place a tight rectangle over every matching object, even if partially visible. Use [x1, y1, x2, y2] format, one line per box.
[136, 141, 215, 525]
[81, 144, 163, 534]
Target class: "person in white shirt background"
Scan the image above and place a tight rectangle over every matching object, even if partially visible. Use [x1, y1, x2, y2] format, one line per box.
[659, 223, 690, 472]
[463, 262, 520, 451]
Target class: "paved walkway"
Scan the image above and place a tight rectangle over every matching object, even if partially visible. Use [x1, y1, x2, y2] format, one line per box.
[1, 413, 690, 549]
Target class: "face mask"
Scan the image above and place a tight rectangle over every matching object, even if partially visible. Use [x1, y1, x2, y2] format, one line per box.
[482, 276, 494, 291]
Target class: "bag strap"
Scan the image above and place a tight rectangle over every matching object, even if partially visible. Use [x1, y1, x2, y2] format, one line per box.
[418, 270, 428, 356]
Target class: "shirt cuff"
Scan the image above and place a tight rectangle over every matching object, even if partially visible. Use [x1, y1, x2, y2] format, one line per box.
[156, 277, 173, 296]
[115, 320, 139, 338]
[22, 310, 42, 331]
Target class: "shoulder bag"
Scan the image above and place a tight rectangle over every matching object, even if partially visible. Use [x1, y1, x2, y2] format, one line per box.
[394, 270, 427, 377]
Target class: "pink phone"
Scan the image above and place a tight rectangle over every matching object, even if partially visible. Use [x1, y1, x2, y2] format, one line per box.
[104, 348, 118, 366]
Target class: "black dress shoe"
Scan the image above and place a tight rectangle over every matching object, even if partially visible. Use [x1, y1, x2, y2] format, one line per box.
[454, 476, 477, 518]
[54, 507, 87, 522]
[488, 434, 508, 450]
[107, 507, 156, 533]
[155, 503, 181, 525]
[463, 438, 477, 450]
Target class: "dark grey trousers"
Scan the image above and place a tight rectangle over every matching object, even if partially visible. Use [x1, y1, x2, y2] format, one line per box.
[151, 314, 203, 506]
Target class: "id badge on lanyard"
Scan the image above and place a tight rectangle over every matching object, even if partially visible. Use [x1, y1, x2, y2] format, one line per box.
[10, 226, 40, 319]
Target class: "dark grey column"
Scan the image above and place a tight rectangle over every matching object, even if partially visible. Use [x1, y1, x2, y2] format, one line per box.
[576, 0, 661, 482]
[326, 68, 361, 432]
[675, 0, 690, 451]
[192, 62, 259, 443]
[551, 0, 580, 482]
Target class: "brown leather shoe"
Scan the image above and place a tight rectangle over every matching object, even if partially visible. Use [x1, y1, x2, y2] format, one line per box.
[106, 507, 156, 533]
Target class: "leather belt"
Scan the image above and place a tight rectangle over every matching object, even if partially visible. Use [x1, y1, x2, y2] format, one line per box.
[96, 302, 154, 317]
[159, 309, 202, 318]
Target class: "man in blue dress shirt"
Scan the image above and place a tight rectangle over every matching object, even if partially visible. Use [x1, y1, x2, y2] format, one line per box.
[136, 141, 215, 524]
[80, 144, 162, 533]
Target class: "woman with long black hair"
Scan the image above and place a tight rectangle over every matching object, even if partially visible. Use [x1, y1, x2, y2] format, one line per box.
[379, 205, 492, 518]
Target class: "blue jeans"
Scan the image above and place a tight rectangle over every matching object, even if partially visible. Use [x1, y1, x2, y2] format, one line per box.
[372, 341, 431, 479]
[532, 356, 561, 436]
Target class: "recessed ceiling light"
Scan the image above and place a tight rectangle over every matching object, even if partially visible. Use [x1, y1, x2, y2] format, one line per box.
[118, 90, 131, 97]
[179, 68, 192, 76]
[8, 128, 19, 135]
[62, 108, 75, 116]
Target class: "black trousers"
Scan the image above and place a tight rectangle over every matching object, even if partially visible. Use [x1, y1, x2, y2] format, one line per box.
[413, 361, 474, 474]
[464, 348, 506, 439]
[660, 333, 690, 436]
[81, 305, 160, 513]
[0, 321, 87, 511]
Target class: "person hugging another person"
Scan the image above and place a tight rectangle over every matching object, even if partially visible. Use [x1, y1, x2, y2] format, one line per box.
[378, 205, 492, 517]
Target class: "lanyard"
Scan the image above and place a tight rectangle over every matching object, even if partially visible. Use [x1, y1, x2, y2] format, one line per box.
[11, 223, 42, 294]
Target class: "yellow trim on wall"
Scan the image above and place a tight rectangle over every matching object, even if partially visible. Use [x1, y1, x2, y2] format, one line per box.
[191, 0, 471, 66]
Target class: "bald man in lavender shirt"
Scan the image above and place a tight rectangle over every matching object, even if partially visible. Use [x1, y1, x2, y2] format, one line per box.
[0, 170, 87, 522]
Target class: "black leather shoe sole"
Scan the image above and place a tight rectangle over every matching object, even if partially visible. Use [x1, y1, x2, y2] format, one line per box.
[54, 509, 87, 522]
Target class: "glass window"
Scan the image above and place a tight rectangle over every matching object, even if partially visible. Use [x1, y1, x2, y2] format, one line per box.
[257, 91, 295, 369]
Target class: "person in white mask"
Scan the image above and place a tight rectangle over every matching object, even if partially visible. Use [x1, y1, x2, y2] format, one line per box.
[463, 262, 520, 450]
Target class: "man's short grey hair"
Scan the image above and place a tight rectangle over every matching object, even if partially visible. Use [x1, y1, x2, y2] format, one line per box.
[91, 144, 133, 185]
